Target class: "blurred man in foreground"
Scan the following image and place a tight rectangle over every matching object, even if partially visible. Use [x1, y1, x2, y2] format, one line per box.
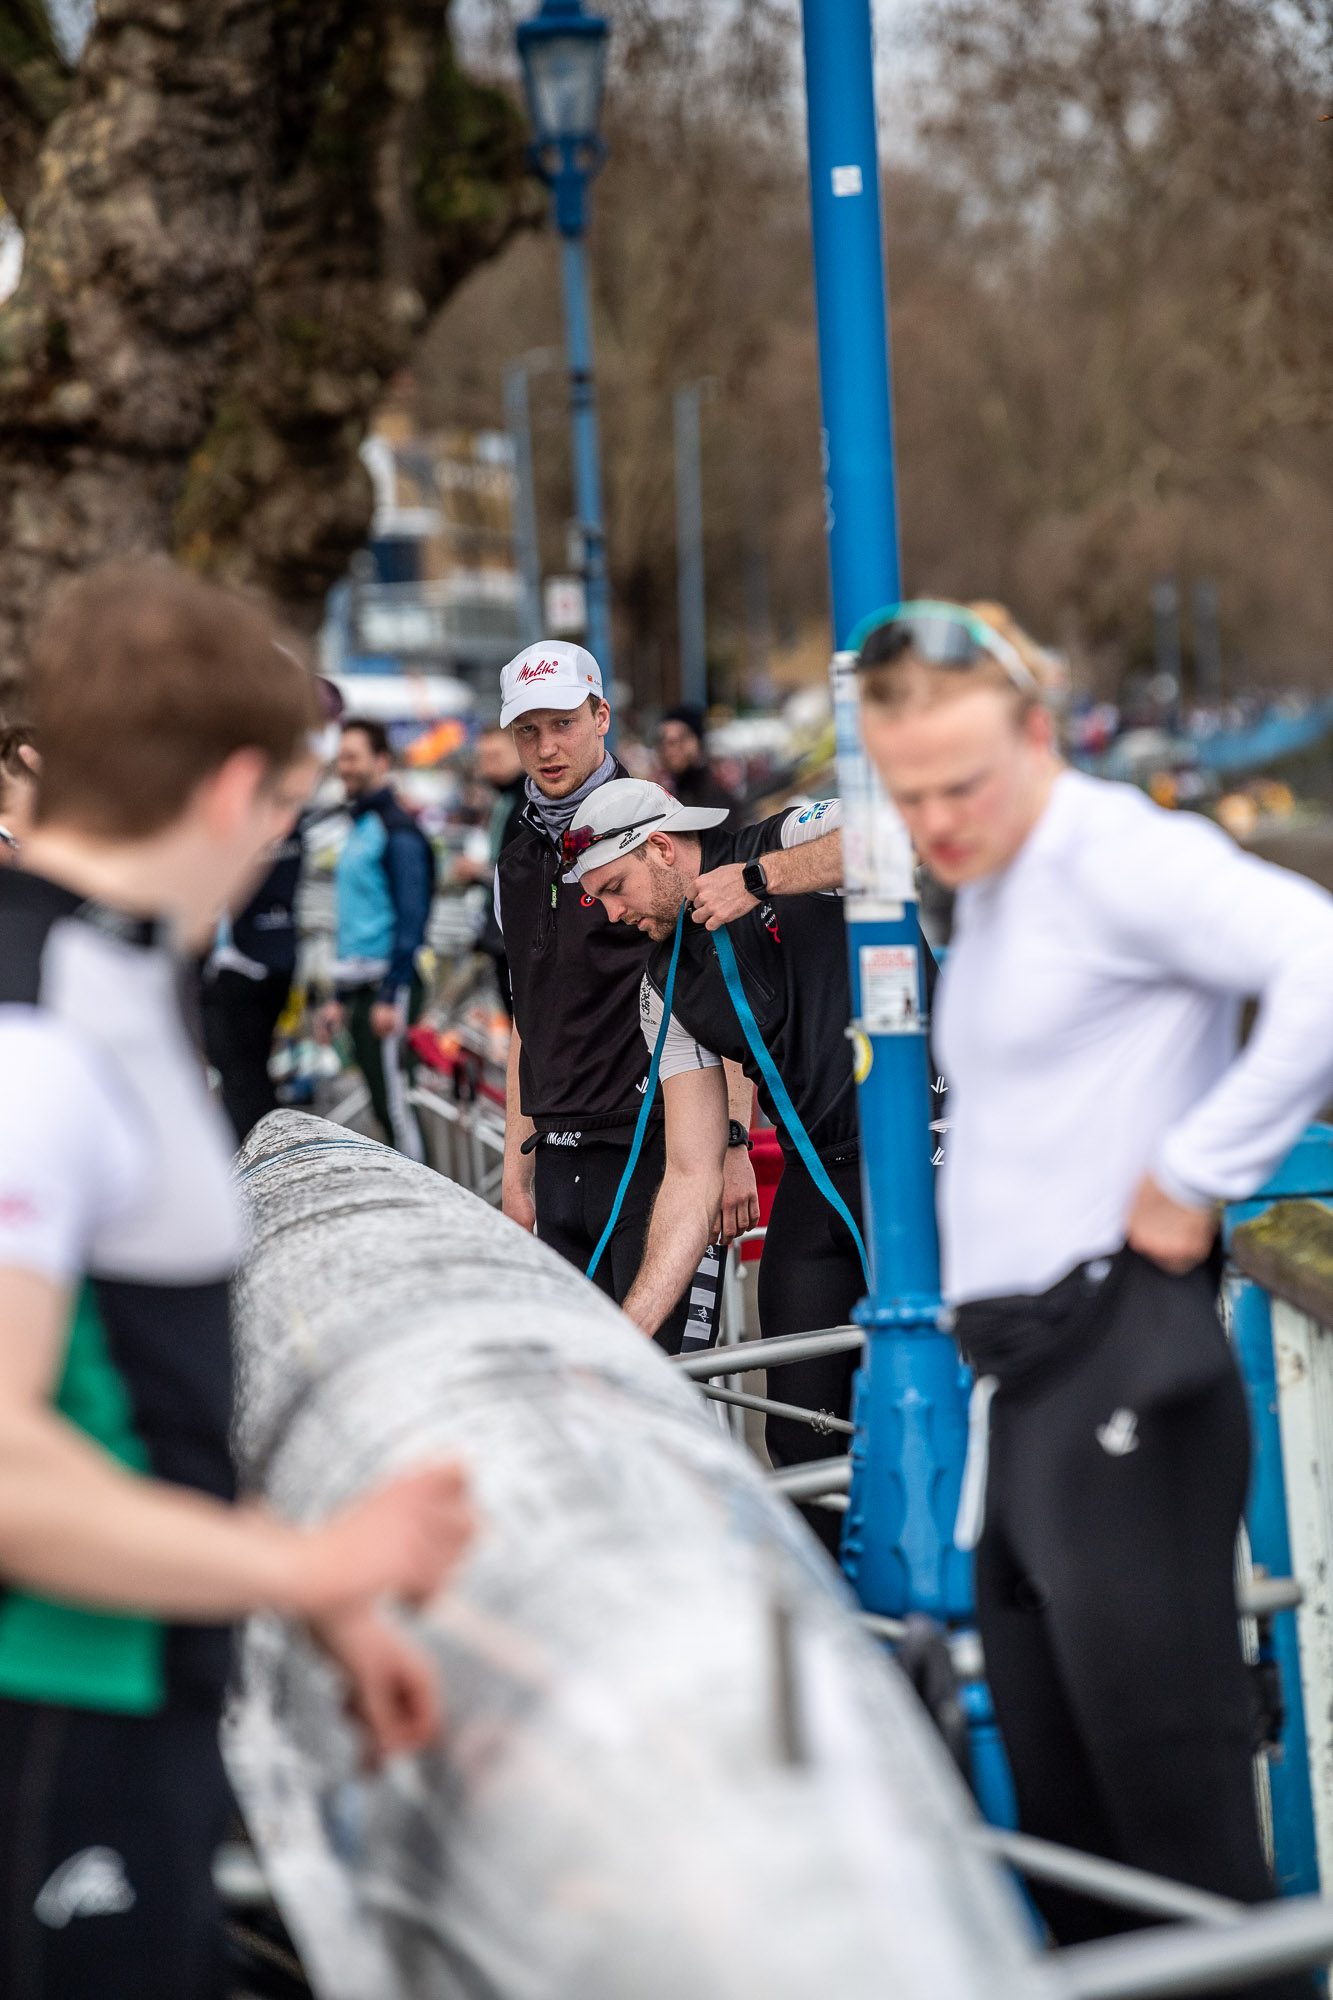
[858, 598, 1330, 1991]
[0, 563, 472, 2000]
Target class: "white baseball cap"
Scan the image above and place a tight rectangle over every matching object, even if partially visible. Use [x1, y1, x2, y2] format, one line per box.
[560, 777, 730, 883]
[500, 640, 604, 729]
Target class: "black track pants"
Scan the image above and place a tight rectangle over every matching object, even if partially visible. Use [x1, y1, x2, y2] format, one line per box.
[345, 978, 425, 1160]
[756, 1151, 865, 1554]
[0, 1697, 232, 2000]
[199, 967, 290, 1146]
[967, 1253, 1314, 1996]
[534, 1130, 689, 1353]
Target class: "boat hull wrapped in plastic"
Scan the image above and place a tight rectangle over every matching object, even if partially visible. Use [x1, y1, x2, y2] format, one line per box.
[225, 1111, 1043, 2000]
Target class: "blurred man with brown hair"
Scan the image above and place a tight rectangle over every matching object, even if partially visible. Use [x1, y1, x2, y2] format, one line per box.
[0, 561, 472, 2000]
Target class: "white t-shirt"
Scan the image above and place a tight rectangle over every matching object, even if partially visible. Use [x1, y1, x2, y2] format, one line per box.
[642, 799, 843, 1081]
[0, 1014, 150, 1284]
[936, 768, 1333, 1303]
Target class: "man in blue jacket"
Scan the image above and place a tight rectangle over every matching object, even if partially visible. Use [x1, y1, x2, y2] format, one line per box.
[321, 718, 435, 1157]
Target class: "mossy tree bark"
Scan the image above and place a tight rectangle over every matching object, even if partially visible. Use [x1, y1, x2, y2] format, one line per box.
[0, 0, 537, 689]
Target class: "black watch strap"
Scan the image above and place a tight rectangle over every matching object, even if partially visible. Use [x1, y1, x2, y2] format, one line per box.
[727, 1118, 753, 1150]
[742, 859, 768, 900]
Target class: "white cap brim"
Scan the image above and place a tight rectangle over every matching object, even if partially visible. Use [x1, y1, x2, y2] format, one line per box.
[562, 802, 730, 883]
[500, 684, 598, 729]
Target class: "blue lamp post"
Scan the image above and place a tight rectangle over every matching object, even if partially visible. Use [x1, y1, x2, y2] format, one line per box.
[516, 0, 615, 687]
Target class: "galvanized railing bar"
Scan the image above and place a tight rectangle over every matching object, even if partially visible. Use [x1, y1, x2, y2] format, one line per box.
[674, 1326, 863, 1380]
[698, 1381, 854, 1436]
[972, 1828, 1244, 1930]
[767, 1457, 853, 1500]
[1052, 1894, 1333, 1998]
[1239, 1574, 1303, 1617]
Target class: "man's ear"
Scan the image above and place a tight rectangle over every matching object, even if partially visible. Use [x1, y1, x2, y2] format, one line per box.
[645, 831, 674, 866]
[198, 748, 269, 837]
[594, 699, 611, 738]
[1023, 703, 1055, 754]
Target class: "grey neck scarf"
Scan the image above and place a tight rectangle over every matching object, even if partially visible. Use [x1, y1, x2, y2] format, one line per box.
[524, 749, 618, 840]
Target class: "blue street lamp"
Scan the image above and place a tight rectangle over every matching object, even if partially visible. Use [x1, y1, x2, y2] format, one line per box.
[516, 0, 615, 689]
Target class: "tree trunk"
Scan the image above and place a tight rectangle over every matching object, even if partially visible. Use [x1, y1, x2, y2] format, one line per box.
[0, 0, 537, 693]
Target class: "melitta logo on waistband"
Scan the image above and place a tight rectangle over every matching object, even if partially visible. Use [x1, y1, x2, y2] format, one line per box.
[516, 658, 560, 683]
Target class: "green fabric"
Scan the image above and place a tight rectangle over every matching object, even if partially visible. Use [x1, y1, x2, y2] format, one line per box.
[0, 1282, 165, 1713]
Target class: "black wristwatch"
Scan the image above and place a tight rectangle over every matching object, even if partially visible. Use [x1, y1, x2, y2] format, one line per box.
[741, 859, 768, 901]
[728, 1119, 753, 1151]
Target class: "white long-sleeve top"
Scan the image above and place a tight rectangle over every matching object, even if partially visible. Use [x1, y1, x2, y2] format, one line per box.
[936, 768, 1333, 1304]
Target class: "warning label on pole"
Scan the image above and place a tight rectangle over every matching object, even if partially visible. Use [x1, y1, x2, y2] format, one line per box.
[860, 944, 921, 1035]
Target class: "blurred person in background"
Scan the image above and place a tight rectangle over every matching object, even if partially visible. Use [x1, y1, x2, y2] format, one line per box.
[315, 717, 434, 1158]
[495, 643, 758, 1350]
[457, 726, 526, 1019]
[658, 705, 737, 813]
[858, 598, 1332, 1992]
[0, 724, 39, 863]
[200, 678, 342, 1145]
[0, 562, 472, 2000]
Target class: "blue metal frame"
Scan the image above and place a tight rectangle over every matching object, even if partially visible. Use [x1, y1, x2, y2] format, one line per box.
[1226, 1124, 1332, 1898]
[799, 0, 972, 1623]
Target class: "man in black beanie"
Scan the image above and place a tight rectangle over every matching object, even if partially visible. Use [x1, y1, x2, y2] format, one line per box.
[658, 706, 736, 813]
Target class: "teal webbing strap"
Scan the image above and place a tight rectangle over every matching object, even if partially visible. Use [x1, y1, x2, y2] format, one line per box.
[586, 906, 686, 1281]
[712, 924, 871, 1289]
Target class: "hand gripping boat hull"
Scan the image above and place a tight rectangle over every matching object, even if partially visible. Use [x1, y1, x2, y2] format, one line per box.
[224, 1111, 1043, 2000]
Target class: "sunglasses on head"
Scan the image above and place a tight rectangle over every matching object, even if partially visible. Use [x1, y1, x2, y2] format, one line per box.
[560, 812, 666, 869]
[850, 599, 1038, 695]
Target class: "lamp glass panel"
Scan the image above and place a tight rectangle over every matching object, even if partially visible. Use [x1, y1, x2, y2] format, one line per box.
[525, 32, 606, 142]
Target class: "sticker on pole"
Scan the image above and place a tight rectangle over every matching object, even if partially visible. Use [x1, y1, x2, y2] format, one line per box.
[860, 945, 922, 1035]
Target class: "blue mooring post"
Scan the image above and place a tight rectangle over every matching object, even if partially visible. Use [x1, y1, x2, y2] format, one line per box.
[799, 1, 975, 1629]
[1225, 1125, 1332, 1898]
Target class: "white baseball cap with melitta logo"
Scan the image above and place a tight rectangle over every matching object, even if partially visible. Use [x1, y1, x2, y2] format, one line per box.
[499, 641, 604, 729]
[560, 777, 730, 883]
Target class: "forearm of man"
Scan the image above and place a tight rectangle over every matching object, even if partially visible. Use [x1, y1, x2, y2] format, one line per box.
[503, 1025, 537, 1218]
[763, 828, 842, 895]
[622, 1069, 727, 1335]
[0, 1401, 309, 1619]
[723, 1058, 754, 1129]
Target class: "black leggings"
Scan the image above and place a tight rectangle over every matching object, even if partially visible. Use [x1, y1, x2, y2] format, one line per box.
[973, 1258, 1313, 1995]
[756, 1151, 865, 1551]
[0, 1696, 232, 2000]
[534, 1130, 689, 1353]
[199, 967, 289, 1146]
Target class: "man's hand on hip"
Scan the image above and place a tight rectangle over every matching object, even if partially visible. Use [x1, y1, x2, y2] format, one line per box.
[1126, 1173, 1218, 1275]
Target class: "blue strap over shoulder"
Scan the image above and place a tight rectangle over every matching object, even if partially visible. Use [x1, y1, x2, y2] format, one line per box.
[586, 906, 686, 1281]
[712, 923, 871, 1290]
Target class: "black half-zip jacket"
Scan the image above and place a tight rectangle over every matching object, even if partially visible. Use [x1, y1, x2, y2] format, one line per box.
[646, 812, 937, 1162]
[496, 755, 663, 1137]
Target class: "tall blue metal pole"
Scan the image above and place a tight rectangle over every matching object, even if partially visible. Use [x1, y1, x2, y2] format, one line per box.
[557, 234, 614, 684]
[800, 0, 972, 1625]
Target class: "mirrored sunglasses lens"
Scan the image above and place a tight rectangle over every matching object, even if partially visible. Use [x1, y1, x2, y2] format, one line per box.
[908, 615, 978, 665]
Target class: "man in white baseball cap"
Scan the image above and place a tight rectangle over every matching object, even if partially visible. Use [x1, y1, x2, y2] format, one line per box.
[571, 775, 863, 1552]
[498, 641, 604, 729]
[493, 643, 758, 1349]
